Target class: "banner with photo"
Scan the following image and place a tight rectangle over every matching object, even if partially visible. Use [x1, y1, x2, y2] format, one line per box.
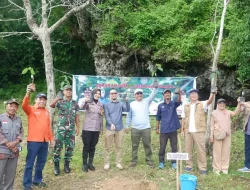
[73, 75, 196, 115]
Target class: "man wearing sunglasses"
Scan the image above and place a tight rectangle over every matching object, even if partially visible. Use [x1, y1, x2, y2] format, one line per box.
[125, 83, 158, 168]
[103, 89, 129, 170]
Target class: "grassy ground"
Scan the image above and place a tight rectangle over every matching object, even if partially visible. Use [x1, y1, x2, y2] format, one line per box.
[1, 103, 249, 190]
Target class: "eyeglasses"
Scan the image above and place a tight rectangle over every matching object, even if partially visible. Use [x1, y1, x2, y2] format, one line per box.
[110, 92, 117, 95]
[135, 92, 143, 95]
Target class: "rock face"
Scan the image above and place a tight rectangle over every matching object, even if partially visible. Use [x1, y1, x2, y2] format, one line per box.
[93, 44, 246, 104]
[93, 43, 151, 77]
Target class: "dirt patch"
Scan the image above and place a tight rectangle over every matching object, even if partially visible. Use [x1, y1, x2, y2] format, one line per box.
[90, 176, 158, 190]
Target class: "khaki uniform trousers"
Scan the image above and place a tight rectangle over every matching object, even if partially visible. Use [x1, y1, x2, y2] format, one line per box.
[212, 135, 231, 172]
[104, 129, 124, 165]
[185, 132, 207, 171]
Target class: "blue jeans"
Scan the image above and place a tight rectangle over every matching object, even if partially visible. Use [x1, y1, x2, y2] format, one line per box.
[245, 134, 250, 169]
[23, 142, 48, 187]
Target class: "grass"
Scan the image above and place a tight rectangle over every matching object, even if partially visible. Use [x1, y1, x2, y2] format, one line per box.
[0, 102, 249, 190]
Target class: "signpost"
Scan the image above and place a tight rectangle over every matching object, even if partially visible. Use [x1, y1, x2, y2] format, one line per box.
[167, 150, 189, 190]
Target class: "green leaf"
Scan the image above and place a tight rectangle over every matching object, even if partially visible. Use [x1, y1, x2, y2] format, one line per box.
[158, 68, 163, 72]
[22, 68, 29, 74]
[30, 68, 35, 75]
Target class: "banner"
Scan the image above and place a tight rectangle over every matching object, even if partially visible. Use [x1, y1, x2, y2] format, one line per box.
[73, 75, 196, 115]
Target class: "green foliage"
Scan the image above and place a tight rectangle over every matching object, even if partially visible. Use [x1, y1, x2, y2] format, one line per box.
[98, 0, 215, 63]
[22, 67, 36, 83]
[59, 75, 72, 90]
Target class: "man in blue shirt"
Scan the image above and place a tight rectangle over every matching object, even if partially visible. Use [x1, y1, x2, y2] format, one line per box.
[104, 89, 129, 170]
[156, 89, 181, 169]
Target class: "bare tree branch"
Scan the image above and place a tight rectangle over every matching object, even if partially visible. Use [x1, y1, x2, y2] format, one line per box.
[0, 17, 26, 22]
[210, 0, 220, 57]
[0, 4, 12, 9]
[23, 0, 39, 35]
[49, 0, 90, 33]
[0, 32, 33, 38]
[41, 0, 48, 27]
[8, 0, 25, 11]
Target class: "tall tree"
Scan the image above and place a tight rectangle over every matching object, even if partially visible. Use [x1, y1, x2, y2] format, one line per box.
[0, 0, 91, 119]
[206, 0, 230, 149]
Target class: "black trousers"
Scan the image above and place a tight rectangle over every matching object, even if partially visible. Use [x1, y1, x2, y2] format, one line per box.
[82, 130, 100, 164]
[158, 131, 177, 163]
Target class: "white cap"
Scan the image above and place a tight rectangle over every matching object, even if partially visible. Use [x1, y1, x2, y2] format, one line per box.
[134, 89, 143, 94]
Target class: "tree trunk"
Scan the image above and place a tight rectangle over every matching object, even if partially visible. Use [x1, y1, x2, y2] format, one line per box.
[40, 29, 56, 123]
[206, 0, 229, 153]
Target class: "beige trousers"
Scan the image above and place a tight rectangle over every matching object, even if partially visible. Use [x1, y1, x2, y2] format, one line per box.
[185, 132, 207, 171]
[105, 129, 124, 165]
[212, 135, 231, 172]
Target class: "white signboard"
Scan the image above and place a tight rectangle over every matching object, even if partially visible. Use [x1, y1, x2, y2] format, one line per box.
[166, 153, 189, 161]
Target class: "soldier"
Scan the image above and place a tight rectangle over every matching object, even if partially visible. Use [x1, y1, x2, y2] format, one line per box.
[50, 85, 80, 176]
[0, 99, 23, 190]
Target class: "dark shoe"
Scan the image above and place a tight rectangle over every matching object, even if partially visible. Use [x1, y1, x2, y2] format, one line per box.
[33, 182, 46, 187]
[88, 163, 96, 171]
[64, 161, 71, 173]
[82, 164, 88, 172]
[54, 162, 60, 176]
[200, 170, 207, 175]
[147, 161, 155, 168]
[24, 187, 32, 190]
[129, 162, 137, 168]
[185, 167, 193, 172]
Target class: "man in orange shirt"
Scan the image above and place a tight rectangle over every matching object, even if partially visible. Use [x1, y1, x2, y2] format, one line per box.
[22, 84, 54, 190]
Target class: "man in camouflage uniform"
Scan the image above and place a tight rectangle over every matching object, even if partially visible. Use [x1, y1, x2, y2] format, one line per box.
[50, 85, 80, 176]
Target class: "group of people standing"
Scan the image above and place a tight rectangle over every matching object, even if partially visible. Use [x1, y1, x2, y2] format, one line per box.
[0, 82, 249, 190]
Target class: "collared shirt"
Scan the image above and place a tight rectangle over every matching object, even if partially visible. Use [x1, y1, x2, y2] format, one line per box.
[56, 98, 79, 129]
[0, 113, 23, 159]
[156, 100, 181, 133]
[181, 101, 207, 132]
[126, 88, 158, 130]
[22, 96, 54, 142]
[82, 101, 104, 131]
[104, 100, 129, 131]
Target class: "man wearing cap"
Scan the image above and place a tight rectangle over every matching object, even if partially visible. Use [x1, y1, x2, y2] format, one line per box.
[103, 89, 129, 171]
[125, 83, 158, 168]
[78, 87, 91, 108]
[181, 88, 216, 175]
[0, 99, 23, 190]
[22, 84, 54, 190]
[156, 89, 182, 169]
[50, 85, 80, 176]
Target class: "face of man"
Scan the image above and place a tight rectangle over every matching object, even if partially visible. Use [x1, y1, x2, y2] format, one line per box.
[217, 102, 226, 110]
[6, 103, 18, 117]
[63, 88, 72, 98]
[163, 91, 171, 101]
[93, 90, 101, 100]
[109, 90, 118, 101]
[189, 92, 199, 102]
[84, 90, 91, 98]
[135, 91, 143, 101]
[35, 97, 47, 108]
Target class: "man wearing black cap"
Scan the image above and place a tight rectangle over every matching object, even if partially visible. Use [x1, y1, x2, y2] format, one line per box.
[181, 88, 216, 175]
[0, 99, 23, 190]
[156, 89, 181, 169]
[50, 85, 80, 176]
[22, 84, 54, 190]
